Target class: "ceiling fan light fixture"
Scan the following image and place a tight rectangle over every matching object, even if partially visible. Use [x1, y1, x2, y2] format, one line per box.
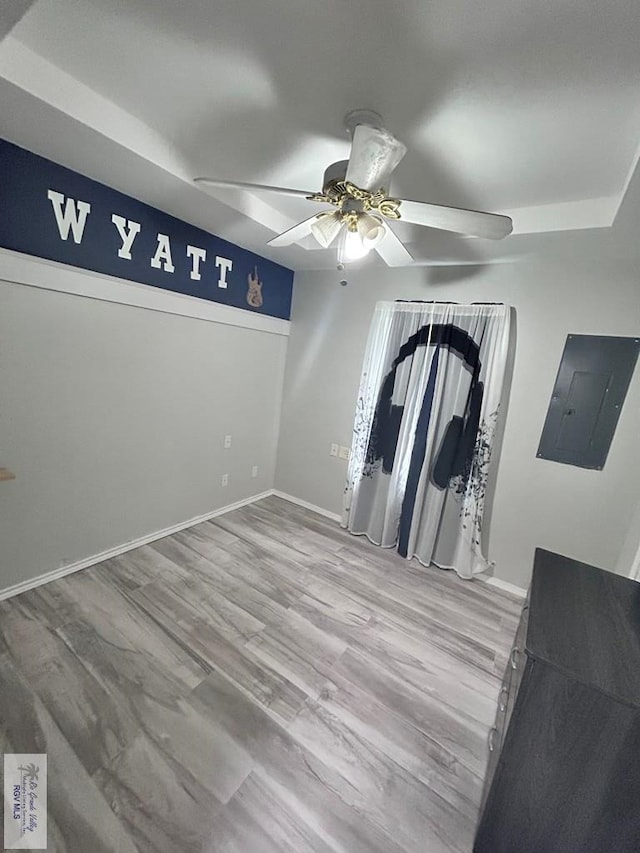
[310, 212, 342, 248]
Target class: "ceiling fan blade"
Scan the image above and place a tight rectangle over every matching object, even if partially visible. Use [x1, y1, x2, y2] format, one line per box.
[398, 199, 513, 240]
[194, 177, 315, 199]
[267, 215, 319, 247]
[345, 124, 407, 192]
[375, 227, 414, 267]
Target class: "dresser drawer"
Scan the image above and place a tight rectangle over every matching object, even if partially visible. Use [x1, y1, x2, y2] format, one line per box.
[505, 598, 529, 721]
[480, 594, 530, 811]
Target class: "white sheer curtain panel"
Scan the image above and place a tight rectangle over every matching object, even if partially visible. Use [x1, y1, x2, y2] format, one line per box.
[342, 301, 511, 579]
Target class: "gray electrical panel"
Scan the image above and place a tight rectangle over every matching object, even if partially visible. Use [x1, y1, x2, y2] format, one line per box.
[537, 334, 639, 470]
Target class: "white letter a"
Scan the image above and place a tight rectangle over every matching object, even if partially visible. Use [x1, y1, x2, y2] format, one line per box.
[150, 233, 175, 273]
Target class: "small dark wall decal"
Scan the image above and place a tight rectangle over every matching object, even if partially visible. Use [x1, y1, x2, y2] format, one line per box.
[537, 334, 639, 470]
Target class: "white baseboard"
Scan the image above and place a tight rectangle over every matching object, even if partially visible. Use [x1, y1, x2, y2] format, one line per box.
[1, 485, 528, 603]
[0, 490, 273, 601]
[482, 575, 528, 598]
[271, 490, 342, 523]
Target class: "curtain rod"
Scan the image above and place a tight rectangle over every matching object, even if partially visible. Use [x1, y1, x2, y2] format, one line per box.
[394, 300, 505, 306]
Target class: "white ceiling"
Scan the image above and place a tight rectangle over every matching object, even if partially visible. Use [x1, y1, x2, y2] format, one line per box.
[1, 0, 640, 270]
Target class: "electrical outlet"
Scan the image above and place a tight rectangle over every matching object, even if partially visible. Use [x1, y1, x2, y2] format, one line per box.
[251, 465, 258, 478]
[338, 445, 351, 461]
[221, 473, 229, 487]
[330, 443, 339, 457]
[224, 434, 232, 448]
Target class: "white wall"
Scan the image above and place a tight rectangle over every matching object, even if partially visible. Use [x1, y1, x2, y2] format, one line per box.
[276, 256, 640, 589]
[0, 264, 288, 594]
[616, 496, 640, 580]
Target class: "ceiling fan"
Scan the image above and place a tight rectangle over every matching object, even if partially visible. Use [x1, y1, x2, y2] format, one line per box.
[194, 110, 513, 268]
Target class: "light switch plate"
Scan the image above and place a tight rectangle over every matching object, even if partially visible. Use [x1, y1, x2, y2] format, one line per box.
[330, 443, 339, 457]
[224, 435, 232, 448]
[221, 473, 229, 487]
[338, 445, 351, 461]
[251, 465, 258, 478]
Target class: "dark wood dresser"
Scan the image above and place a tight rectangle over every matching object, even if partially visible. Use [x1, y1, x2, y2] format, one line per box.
[474, 548, 640, 853]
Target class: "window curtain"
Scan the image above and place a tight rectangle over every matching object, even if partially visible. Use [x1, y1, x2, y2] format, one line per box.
[342, 301, 511, 579]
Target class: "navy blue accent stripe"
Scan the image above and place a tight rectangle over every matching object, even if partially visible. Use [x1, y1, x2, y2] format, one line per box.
[0, 137, 294, 320]
[397, 346, 440, 557]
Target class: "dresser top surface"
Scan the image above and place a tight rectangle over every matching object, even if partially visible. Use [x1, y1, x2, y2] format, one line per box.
[528, 548, 640, 707]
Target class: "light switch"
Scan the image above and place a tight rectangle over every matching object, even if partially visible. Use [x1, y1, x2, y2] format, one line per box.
[224, 435, 232, 448]
[251, 465, 258, 478]
[338, 445, 351, 461]
[330, 443, 339, 457]
[221, 473, 229, 487]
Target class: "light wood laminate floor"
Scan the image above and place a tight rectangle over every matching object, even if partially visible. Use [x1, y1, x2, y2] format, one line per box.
[0, 496, 522, 852]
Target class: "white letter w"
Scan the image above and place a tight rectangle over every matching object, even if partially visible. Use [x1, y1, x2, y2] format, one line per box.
[47, 190, 91, 244]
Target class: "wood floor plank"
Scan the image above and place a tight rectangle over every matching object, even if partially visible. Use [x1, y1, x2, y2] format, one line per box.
[0, 495, 521, 852]
[193, 670, 411, 853]
[351, 615, 501, 716]
[141, 530, 295, 629]
[244, 608, 348, 698]
[126, 588, 308, 725]
[289, 696, 475, 853]
[211, 510, 338, 576]
[204, 772, 337, 853]
[0, 654, 140, 853]
[288, 578, 374, 643]
[330, 646, 489, 776]
[229, 500, 348, 560]
[1, 581, 76, 631]
[0, 601, 139, 773]
[92, 731, 224, 853]
[317, 666, 483, 822]
[53, 573, 207, 693]
[131, 574, 265, 644]
[102, 543, 192, 588]
[181, 522, 310, 606]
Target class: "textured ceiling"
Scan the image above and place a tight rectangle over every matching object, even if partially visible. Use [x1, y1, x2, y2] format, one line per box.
[1, 0, 640, 269]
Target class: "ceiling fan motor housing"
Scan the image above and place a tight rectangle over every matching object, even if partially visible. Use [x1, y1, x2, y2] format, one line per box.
[322, 160, 389, 199]
[322, 160, 349, 192]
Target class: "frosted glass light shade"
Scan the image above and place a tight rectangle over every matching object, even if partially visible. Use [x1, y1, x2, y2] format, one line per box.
[337, 226, 368, 263]
[336, 214, 388, 264]
[358, 213, 386, 248]
[310, 213, 342, 248]
[344, 228, 369, 260]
